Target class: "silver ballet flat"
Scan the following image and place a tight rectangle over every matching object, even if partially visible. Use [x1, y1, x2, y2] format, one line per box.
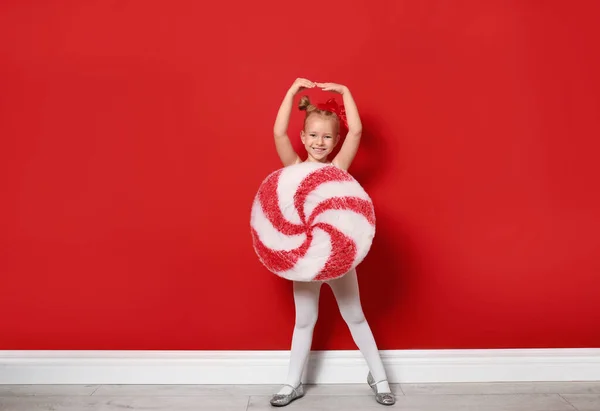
[367, 372, 396, 406]
[269, 383, 305, 407]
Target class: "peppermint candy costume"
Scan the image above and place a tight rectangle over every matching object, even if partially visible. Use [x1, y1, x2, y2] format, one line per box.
[251, 161, 375, 281]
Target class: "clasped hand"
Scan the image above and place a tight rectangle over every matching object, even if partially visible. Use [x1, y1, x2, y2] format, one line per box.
[289, 78, 347, 95]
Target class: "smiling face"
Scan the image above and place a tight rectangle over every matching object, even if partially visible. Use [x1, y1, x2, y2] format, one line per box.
[301, 114, 340, 163]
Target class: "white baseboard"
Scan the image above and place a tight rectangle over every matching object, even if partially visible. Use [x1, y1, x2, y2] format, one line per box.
[1, 349, 599, 384]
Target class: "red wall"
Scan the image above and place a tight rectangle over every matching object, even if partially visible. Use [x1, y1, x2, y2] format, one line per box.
[1, 1, 599, 351]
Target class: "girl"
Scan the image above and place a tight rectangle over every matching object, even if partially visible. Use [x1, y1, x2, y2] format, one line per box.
[269, 78, 395, 407]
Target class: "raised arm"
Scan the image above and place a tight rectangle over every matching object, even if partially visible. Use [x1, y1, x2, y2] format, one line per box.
[273, 78, 315, 166]
[316, 83, 362, 171]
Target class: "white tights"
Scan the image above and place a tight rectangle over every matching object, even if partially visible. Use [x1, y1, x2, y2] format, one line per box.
[277, 268, 390, 395]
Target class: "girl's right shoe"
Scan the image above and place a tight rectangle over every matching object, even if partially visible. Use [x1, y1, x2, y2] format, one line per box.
[269, 383, 305, 407]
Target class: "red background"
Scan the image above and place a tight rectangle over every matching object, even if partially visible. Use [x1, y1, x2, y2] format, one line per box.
[1, 1, 599, 350]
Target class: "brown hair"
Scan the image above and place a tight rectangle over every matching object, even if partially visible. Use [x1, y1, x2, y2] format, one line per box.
[298, 96, 340, 134]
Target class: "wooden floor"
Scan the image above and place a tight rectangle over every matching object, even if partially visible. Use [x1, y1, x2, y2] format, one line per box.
[1, 382, 599, 410]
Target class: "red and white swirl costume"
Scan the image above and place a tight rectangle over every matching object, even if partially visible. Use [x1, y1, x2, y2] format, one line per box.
[251, 162, 375, 282]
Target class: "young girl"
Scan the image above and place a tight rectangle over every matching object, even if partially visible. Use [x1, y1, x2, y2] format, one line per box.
[269, 78, 395, 407]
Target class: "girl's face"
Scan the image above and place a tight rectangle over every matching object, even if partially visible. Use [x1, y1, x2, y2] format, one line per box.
[301, 115, 339, 162]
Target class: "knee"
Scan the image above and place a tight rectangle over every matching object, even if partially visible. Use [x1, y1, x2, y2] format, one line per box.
[340, 307, 366, 326]
[295, 311, 318, 330]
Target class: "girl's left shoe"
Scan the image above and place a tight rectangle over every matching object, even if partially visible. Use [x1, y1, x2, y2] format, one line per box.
[367, 372, 396, 406]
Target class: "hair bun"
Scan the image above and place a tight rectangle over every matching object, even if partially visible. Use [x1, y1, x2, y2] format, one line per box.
[298, 95, 315, 112]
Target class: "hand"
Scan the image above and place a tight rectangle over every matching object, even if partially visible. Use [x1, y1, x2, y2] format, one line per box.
[289, 78, 316, 95]
[316, 82, 347, 94]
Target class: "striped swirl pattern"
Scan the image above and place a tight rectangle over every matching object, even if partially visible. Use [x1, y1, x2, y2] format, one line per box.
[251, 162, 375, 282]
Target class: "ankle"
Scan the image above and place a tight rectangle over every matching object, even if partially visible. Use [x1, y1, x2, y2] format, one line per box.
[368, 372, 391, 393]
[276, 385, 293, 395]
[277, 381, 301, 395]
[374, 380, 391, 393]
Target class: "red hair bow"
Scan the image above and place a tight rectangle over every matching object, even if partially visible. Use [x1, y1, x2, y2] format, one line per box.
[317, 98, 348, 130]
